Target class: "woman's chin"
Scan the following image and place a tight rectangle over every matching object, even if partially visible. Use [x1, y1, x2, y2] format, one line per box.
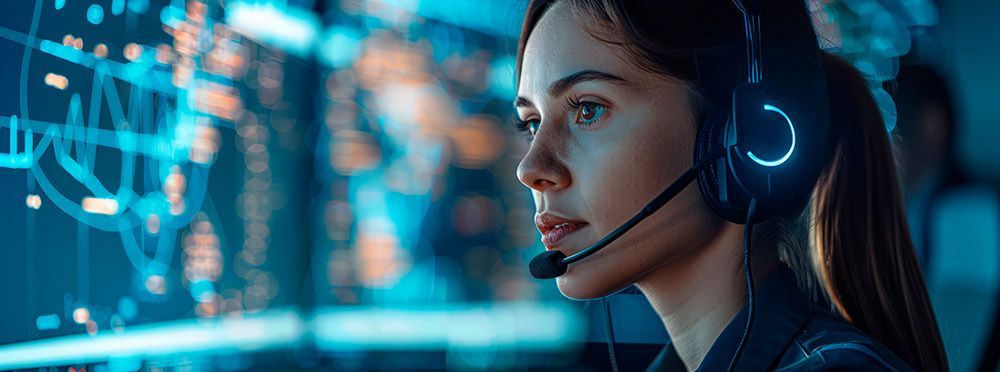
[555, 268, 627, 300]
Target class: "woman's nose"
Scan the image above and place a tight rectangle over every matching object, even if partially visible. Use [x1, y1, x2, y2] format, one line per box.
[516, 141, 571, 193]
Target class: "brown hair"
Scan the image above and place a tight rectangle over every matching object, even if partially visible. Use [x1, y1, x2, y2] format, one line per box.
[515, 0, 947, 370]
[812, 53, 946, 371]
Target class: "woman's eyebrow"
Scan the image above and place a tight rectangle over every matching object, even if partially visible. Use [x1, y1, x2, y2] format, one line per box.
[514, 96, 533, 109]
[514, 69, 627, 109]
[547, 70, 627, 97]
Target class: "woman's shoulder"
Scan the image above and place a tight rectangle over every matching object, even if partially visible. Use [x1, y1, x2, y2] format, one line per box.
[775, 310, 916, 371]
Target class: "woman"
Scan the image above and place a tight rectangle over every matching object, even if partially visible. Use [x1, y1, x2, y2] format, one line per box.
[513, 0, 947, 370]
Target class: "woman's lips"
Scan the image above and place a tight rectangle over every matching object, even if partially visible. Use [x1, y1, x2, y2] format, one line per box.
[535, 213, 589, 249]
[541, 222, 588, 248]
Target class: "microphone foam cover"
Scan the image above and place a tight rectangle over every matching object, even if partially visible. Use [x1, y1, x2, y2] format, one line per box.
[529, 250, 568, 279]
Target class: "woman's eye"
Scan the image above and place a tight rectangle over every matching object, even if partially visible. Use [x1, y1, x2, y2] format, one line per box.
[574, 102, 607, 126]
[513, 117, 541, 138]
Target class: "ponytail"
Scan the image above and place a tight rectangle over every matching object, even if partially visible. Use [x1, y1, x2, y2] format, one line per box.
[811, 53, 948, 371]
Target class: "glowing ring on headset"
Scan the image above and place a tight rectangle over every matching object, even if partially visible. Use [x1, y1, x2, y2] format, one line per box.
[746, 104, 796, 167]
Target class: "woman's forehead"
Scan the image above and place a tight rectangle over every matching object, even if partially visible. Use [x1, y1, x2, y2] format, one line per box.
[517, 3, 632, 100]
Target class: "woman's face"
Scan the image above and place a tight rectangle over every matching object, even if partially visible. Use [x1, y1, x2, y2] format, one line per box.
[516, 2, 722, 299]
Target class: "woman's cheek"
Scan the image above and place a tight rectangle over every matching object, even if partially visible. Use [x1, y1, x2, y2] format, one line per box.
[581, 142, 646, 227]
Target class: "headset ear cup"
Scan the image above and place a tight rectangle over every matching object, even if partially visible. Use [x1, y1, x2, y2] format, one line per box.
[695, 114, 754, 224]
[695, 115, 734, 223]
[694, 115, 721, 209]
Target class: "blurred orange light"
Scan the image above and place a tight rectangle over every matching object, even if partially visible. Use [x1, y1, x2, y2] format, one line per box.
[72, 307, 90, 324]
[81, 197, 119, 215]
[190, 125, 222, 164]
[124, 42, 143, 61]
[155, 43, 175, 64]
[450, 115, 505, 169]
[93, 43, 108, 58]
[330, 131, 381, 175]
[25, 194, 41, 210]
[164, 166, 187, 215]
[146, 214, 161, 234]
[355, 231, 410, 288]
[44, 73, 69, 90]
[145, 275, 167, 295]
[85, 320, 98, 336]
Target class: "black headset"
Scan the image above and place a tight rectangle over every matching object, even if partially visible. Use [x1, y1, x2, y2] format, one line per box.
[694, 1, 826, 225]
[528, 0, 828, 370]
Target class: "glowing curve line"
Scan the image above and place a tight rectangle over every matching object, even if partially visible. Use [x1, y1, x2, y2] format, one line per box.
[0, 65, 210, 235]
[0, 116, 174, 161]
[38, 40, 176, 95]
[746, 104, 795, 167]
[0, 24, 176, 96]
[0, 20, 31, 46]
[19, 0, 42, 124]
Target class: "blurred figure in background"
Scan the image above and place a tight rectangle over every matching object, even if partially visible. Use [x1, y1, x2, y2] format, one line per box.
[893, 64, 1000, 372]
[892, 64, 964, 272]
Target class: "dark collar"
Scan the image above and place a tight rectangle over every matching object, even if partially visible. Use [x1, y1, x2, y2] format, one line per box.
[647, 265, 812, 371]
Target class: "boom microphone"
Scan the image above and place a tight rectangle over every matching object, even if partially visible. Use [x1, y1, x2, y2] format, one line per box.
[528, 148, 723, 279]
